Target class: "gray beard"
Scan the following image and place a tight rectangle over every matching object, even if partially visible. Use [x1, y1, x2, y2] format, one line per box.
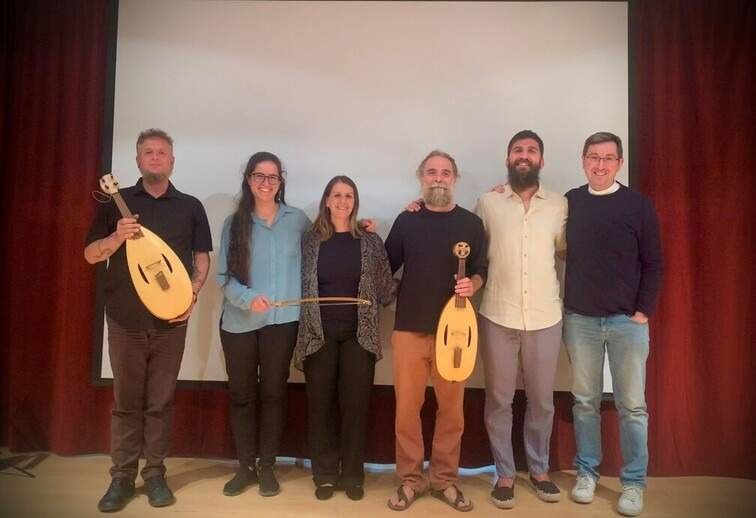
[423, 186, 453, 207]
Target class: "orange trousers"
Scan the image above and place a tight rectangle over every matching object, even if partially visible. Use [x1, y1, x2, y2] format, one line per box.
[392, 330, 466, 492]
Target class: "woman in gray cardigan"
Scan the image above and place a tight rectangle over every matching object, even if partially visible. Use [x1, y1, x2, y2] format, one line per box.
[293, 175, 394, 501]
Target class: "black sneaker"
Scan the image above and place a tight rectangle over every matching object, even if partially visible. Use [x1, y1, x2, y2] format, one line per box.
[144, 475, 176, 507]
[345, 485, 365, 501]
[223, 467, 258, 496]
[529, 475, 561, 503]
[315, 484, 335, 500]
[97, 477, 135, 512]
[258, 465, 281, 496]
[490, 484, 515, 509]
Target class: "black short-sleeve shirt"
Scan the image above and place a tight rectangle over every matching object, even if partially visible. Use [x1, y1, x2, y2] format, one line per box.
[85, 178, 213, 330]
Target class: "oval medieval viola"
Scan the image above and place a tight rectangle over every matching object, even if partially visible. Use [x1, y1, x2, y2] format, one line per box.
[435, 241, 478, 382]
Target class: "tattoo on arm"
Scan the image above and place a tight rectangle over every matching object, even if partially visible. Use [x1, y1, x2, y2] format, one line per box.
[97, 242, 114, 259]
[191, 252, 211, 293]
[91, 234, 115, 261]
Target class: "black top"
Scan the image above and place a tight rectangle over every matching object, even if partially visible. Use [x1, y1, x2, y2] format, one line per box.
[317, 231, 361, 323]
[564, 184, 663, 317]
[385, 205, 488, 334]
[85, 179, 213, 329]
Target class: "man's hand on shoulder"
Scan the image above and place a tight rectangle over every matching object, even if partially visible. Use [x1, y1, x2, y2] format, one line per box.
[405, 198, 424, 212]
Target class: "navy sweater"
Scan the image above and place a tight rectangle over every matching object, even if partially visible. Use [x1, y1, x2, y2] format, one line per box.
[564, 184, 663, 317]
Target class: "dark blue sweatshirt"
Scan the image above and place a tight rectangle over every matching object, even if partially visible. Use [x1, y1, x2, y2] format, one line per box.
[564, 184, 663, 317]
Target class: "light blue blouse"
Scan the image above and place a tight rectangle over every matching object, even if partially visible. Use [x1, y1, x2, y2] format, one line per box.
[217, 204, 311, 333]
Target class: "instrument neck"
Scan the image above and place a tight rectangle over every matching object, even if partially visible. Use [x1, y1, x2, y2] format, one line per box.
[455, 257, 466, 307]
[111, 192, 143, 239]
[111, 192, 134, 219]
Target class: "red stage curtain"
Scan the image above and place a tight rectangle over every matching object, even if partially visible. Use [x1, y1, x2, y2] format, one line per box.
[1, 0, 753, 478]
[1, 0, 114, 453]
[632, 0, 755, 477]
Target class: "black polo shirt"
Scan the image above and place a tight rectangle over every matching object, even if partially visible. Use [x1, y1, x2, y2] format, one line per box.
[85, 178, 213, 330]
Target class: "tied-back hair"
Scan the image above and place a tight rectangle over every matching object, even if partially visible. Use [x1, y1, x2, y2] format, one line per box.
[312, 175, 365, 242]
[226, 152, 286, 285]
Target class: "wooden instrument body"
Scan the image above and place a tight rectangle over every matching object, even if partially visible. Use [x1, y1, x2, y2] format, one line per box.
[435, 242, 479, 382]
[124, 225, 193, 320]
[99, 174, 193, 321]
[435, 295, 478, 381]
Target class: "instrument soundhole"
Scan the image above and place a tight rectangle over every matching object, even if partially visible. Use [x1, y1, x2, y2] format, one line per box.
[161, 254, 174, 273]
[137, 264, 149, 284]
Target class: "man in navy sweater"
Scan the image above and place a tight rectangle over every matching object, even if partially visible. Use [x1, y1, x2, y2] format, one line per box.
[563, 132, 663, 517]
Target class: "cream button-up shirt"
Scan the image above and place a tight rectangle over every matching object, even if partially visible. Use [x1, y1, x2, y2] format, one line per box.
[475, 185, 567, 331]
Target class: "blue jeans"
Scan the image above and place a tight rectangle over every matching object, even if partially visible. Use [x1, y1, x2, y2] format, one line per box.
[564, 311, 649, 488]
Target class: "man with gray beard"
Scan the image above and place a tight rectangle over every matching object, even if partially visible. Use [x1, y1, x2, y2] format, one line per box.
[475, 130, 567, 509]
[384, 150, 487, 512]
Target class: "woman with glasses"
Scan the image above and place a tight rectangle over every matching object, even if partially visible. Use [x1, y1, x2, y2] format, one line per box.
[293, 176, 394, 501]
[216, 152, 310, 498]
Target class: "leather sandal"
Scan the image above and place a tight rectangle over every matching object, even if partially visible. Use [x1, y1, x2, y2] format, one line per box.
[431, 484, 474, 512]
[387, 485, 419, 511]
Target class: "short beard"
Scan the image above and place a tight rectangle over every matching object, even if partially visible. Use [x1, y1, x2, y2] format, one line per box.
[423, 185, 453, 207]
[507, 160, 540, 192]
[142, 172, 168, 184]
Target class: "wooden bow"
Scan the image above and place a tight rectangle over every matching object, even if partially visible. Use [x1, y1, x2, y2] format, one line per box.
[272, 297, 372, 307]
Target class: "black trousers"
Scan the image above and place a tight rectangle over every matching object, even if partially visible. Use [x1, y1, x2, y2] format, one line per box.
[304, 319, 376, 487]
[220, 321, 298, 468]
[107, 316, 187, 481]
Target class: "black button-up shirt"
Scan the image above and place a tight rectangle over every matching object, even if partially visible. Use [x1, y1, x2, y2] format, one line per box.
[85, 178, 213, 329]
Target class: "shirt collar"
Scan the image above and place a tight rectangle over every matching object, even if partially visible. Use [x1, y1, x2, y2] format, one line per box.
[133, 177, 180, 199]
[503, 183, 548, 199]
[588, 181, 621, 196]
[252, 203, 294, 225]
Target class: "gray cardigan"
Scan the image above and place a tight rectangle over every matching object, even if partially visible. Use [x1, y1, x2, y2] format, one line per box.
[293, 229, 395, 371]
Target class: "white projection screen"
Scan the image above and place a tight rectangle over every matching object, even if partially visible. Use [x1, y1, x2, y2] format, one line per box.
[98, 0, 628, 392]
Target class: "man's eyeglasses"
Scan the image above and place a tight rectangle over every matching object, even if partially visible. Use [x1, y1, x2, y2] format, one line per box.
[249, 173, 282, 185]
[584, 155, 620, 165]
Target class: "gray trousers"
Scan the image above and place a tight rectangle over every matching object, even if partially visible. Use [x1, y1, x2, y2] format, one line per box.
[479, 316, 562, 478]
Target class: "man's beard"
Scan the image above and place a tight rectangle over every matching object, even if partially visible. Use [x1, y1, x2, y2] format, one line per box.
[423, 184, 453, 207]
[507, 160, 540, 191]
[142, 171, 169, 184]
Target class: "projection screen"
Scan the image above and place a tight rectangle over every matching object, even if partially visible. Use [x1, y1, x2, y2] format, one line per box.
[96, 0, 629, 392]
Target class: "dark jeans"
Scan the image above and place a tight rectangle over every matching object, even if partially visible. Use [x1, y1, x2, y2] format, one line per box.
[304, 319, 376, 487]
[107, 316, 187, 481]
[220, 321, 298, 469]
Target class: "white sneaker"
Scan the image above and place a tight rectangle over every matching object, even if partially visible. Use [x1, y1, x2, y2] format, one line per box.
[570, 474, 596, 504]
[617, 485, 644, 516]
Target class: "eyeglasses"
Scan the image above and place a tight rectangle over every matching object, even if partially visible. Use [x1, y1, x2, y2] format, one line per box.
[584, 155, 620, 165]
[249, 173, 282, 185]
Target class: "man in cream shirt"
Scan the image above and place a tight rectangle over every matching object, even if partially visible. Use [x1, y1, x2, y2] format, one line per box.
[475, 130, 567, 509]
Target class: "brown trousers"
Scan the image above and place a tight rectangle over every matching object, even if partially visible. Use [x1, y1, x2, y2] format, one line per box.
[392, 330, 466, 492]
[107, 316, 187, 481]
